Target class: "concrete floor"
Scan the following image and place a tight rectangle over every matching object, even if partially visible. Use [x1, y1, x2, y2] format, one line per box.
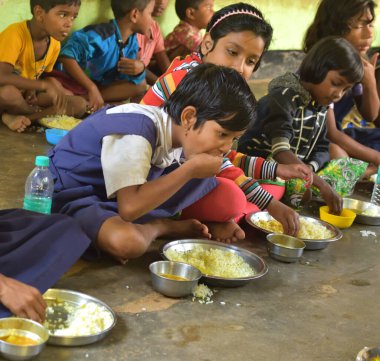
[1, 93, 380, 361]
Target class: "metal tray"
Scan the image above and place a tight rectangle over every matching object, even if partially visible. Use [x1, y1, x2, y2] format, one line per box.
[161, 239, 268, 287]
[43, 289, 116, 346]
[245, 211, 342, 250]
[343, 198, 380, 226]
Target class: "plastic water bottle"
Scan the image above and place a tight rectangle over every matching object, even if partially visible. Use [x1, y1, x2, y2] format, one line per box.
[23, 156, 54, 214]
[370, 167, 380, 206]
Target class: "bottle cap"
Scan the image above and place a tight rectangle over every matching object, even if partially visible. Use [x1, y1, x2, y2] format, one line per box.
[35, 155, 50, 167]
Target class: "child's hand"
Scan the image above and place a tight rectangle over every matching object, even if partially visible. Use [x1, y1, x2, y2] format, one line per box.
[276, 163, 313, 186]
[0, 275, 47, 323]
[88, 87, 104, 111]
[266, 199, 300, 237]
[362, 53, 378, 87]
[186, 154, 223, 178]
[319, 183, 343, 215]
[118, 58, 145, 76]
[24, 90, 38, 105]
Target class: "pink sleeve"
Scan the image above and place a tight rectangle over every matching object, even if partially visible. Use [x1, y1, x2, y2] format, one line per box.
[152, 22, 165, 54]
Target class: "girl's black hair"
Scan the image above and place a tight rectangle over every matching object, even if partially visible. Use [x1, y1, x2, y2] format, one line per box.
[30, 0, 80, 13]
[111, 0, 151, 19]
[300, 36, 364, 84]
[164, 63, 256, 132]
[205, 2, 273, 71]
[303, 0, 376, 52]
[175, 0, 203, 20]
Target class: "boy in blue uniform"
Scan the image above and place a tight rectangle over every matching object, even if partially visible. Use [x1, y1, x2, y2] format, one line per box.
[53, 0, 155, 111]
[48, 64, 259, 263]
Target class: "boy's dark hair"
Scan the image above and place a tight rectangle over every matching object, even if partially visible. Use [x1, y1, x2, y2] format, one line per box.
[300, 36, 363, 84]
[175, 0, 203, 20]
[164, 63, 256, 132]
[30, 0, 80, 13]
[111, 0, 151, 19]
[303, 0, 376, 52]
[205, 3, 273, 71]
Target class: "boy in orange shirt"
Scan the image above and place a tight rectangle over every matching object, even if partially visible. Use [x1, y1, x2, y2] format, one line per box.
[0, 0, 87, 132]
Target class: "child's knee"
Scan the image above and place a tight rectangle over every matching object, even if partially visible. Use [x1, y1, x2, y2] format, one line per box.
[0, 85, 20, 104]
[98, 224, 149, 259]
[182, 177, 247, 222]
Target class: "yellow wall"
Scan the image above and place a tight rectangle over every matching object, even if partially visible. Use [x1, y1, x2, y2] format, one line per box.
[0, 0, 379, 50]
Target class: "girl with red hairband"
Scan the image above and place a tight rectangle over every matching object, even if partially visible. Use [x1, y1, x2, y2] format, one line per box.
[142, 2, 312, 237]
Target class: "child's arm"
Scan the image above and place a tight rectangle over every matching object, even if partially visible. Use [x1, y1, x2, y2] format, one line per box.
[0, 62, 51, 93]
[116, 153, 222, 221]
[59, 57, 104, 111]
[226, 150, 312, 183]
[0, 274, 46, 322]
[355, 54, 379, 122]
[326, 108, 380, 166]
[154, 51, 171, 74]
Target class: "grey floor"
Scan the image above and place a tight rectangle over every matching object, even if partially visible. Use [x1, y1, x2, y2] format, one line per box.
[1, 101, 379, 361]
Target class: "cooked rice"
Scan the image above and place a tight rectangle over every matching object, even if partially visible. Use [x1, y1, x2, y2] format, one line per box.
[40, 115, 81, 130]
[192, 284, 213, 304]
[165, 246, 255, 278]
[44, 301, 113, 336]
[255, 218, 334, 239]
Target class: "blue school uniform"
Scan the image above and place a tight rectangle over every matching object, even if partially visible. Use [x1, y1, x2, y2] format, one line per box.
[0, 209, 91, 317]
[48, 105, 217, 242]
[59, 19, 145, 86]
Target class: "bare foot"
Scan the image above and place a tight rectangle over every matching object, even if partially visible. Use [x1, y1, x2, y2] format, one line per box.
[51, 95, 87, 118]
[207, 221, 245, 243]
[1, 113, 31, 132]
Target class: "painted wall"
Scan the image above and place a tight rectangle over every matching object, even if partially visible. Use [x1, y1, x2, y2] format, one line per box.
[0, 0, 379, 50]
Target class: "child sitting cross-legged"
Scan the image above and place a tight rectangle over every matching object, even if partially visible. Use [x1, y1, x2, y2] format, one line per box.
[52, 0, 155, 112]
[238, 36, 365, 213]
[49, 64, 265, 263]
[0, 0, 87, 133]
[164, 0, 214, 61]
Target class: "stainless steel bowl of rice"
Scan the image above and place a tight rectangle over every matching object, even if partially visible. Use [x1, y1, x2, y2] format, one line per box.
[245, 211, 342, 250]
[161, 239, 268, 287]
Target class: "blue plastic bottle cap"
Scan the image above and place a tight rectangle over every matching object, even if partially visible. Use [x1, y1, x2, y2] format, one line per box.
[35, 155, 50, 167]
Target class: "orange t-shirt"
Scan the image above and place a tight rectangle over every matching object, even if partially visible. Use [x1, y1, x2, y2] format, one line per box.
[0, 20, 60, 79]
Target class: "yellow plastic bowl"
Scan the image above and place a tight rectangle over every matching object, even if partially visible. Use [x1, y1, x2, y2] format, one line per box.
[319, 206, 356, 229]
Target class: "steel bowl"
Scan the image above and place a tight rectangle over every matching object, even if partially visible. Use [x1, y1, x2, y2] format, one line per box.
[356, 346, 380, 360]
[161, 239, 268, 287]
[343, 198, 380, 226]
[149, 260, 202, 298]
[266, 233, 305, 263]
[246, 211, 342, 250]
[43, 289, 116, 346]
[0, 318, 49, 361]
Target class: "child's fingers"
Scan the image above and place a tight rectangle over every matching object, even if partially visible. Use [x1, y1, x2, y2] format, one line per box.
[370, 52, 379, 67]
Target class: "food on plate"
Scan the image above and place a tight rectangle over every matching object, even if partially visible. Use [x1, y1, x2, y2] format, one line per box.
[39, 115, 81, 130]
[44, 300, 113, 337]
[255, 218, 334, 239]
[165, 245, 255, 278]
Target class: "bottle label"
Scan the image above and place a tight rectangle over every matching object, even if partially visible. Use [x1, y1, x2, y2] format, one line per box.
[23, 195, 52, 214]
